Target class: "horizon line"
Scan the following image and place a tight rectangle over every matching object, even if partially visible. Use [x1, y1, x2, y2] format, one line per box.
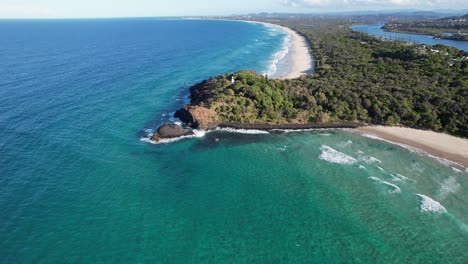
[0, 9, 466, 20]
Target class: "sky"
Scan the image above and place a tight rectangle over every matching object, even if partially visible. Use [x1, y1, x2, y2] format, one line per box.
[0, 0, 467, 18]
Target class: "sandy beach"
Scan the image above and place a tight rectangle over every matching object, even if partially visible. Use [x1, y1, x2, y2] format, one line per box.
[357, 126, 468, 168]
[274, 25, 313, 79]
[243, 20, 313, 79]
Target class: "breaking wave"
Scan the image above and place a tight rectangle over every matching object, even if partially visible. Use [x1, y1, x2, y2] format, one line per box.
[140, 130, 207, 144]
[266, 34, 291, 77]
[416, 194, 447, 213]
[368, 176, 401, 193]
[438, 177, 461, 200]
[215, 127, 270, 134]
[319, 145, 357, 165]
[390, 173, 416, 183]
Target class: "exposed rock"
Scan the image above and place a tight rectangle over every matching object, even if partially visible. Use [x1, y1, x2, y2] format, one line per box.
[151, 124, 194, 142]
[174, 106, 219, 130]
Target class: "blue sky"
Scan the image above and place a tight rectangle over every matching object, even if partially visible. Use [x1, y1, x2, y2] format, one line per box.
[0, 0, 466, 18]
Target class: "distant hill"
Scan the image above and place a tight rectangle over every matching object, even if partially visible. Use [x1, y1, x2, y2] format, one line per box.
[437, 14, 468, 22]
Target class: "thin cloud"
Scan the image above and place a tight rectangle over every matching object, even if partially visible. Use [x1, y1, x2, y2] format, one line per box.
[281, 0, 465, 9]
[0, 4, 56, 18]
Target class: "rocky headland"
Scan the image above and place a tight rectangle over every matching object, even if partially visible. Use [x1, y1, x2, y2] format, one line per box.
[151, 71, 364, 140]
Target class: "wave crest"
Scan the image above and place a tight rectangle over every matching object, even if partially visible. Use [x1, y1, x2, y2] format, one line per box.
[416, 194, 447, 213]
[215, 127, 269, 134]
[369, 176, 401, 193]
[319, 145, 357, 165]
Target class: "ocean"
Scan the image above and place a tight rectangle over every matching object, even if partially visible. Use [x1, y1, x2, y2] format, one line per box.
[0, 18, 467, 263]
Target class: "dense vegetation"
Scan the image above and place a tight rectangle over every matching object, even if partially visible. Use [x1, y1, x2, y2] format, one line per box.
[194, 18, 468, 136]
[382, 14, 468, 41]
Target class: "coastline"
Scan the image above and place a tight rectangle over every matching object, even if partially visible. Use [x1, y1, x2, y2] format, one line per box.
[357, 126, 468, 169]
[150, 20, 467, 173]
[238, 20, 314, 79]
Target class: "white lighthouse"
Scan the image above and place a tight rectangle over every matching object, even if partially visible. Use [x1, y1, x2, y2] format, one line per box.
[231, 76, 235, 84]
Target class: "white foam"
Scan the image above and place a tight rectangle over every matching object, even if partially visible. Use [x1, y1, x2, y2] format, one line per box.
[319, 145, 357, 165]
[140, 129, 206, 144]
[271, 128, 331, 134]
[452, 167, 462, 173]
[361, 133, 465, 169]
[278, 146, 287, 152]
[338, 140, 353, 148]
[360, 156, 382, 164]
[359, 165, 366, 170]
[362, 133, 383, 141]
[215, 127, 269, 134]
[390, 173, 416, 183]
[265, 33, 291, 77]
[438, 177, 461, 200]
[369, 176, 401, 193]
[416, 194, 447, 213]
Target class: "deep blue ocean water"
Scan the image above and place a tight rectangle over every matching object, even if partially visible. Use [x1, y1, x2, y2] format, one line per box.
[1, 19, 467, 263]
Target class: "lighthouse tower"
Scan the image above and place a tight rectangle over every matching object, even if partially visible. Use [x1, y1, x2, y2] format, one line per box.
[231, 76, 235, 84]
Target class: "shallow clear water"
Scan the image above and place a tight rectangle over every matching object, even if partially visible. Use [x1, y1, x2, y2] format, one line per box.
[353, 23, 468, 51]
[0, 19, 467, 263]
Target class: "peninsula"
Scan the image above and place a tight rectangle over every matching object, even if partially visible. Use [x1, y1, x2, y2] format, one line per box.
[152, 17, 467, 167]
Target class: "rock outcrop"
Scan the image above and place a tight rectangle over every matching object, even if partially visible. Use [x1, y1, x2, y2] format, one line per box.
[151, 124, 194, 142]
[174, 106, 219, 130]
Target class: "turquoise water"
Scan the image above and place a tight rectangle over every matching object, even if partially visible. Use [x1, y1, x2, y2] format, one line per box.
[0, 19, 467, 263]
[353, 23, 468, 51]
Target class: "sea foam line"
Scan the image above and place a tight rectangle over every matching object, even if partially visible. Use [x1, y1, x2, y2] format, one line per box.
[215, 127, 270, 134]
[266, 34, 291, 77]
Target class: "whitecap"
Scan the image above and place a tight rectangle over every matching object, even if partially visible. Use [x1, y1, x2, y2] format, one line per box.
[358, 165, 366, 170]
[438, 177, 461, 200]
[278, 146, 287, 152]
[338, 140, 353, 148]
[390, 173, 416, 183]
[360, 156, 382, 164]
[416, 194, 447, 213]
[319, 145, 357, 165]
[215, 127, 269, 134]
[271, 128, 331, 134]
[369, 176, 401, 193]
[140, 130, 206, 144]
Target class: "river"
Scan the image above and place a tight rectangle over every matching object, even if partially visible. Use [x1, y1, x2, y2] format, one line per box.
[352, 23, 468, 51]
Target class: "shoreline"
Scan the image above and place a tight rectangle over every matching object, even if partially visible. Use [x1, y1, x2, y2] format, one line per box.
[245, 20, 314, 79]
[356, 126, 468, 169]
[184, 18, 314, 79]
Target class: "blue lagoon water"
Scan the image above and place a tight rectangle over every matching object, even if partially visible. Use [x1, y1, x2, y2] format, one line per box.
[1, 19, 467, 263]
[353, 23, 468, 51]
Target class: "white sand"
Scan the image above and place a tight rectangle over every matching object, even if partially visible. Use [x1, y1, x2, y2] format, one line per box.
[357, 126, 468, 168]
[242, 21, 313, 79]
